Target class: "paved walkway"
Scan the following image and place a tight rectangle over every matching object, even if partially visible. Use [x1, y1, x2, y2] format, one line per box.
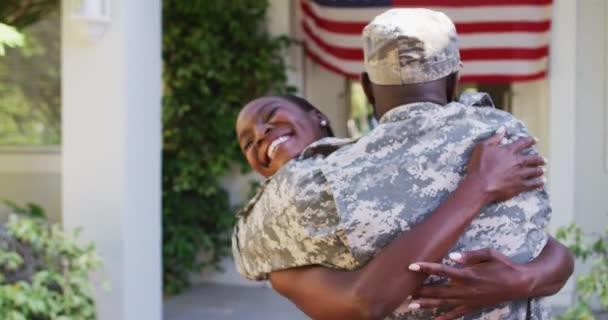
[164, 283, 308, 320]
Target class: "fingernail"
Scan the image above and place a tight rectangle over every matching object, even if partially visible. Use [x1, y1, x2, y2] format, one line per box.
[543, 157, 548, 164]
[542, 167, 547, 173]
[542, 177, 547, 184]
[408, 264, 421, 271]
[408, 303, 421, 310]
[449, 252, 463, 261]
[534, 137, 540, 142]
[496, 126, 506, 134]
[407, 295, 412, 300]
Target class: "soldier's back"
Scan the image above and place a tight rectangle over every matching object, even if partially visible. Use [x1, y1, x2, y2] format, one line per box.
[320, 99, 551, 319]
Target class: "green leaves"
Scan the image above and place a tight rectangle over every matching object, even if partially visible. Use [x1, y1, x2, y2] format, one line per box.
[162, 0, 293, 295]
[0, 249, 23, 271]
[556, 224, 608, 319]
[0, 205, 102, 320]
[0, 23, 23, 55]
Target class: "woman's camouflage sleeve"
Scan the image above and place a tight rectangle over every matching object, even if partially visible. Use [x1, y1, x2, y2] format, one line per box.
[231, 156, 359, 281]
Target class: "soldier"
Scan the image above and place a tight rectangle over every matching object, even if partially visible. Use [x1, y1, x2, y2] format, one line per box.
[233, 8, 573, 320]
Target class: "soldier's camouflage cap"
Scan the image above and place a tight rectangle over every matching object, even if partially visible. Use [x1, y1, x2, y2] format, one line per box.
[363, 8, 461, 85]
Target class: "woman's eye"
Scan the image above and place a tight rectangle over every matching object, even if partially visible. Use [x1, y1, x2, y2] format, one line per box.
[244, 140, 253, 150]
[265, 107, 279, 121]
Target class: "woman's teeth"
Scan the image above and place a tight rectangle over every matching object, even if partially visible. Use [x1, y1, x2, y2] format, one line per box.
[267, 136, 291, 159]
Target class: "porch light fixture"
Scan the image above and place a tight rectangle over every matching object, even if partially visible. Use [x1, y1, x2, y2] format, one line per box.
[70, 0, 111, 42]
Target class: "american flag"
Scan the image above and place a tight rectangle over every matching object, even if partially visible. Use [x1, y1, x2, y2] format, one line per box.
[301, 0, 552, 83]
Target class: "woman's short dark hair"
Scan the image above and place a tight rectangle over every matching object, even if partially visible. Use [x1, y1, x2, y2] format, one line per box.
[276, 94, 335, 137]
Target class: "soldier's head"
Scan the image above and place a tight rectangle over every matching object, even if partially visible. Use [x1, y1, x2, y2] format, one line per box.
[360, 8, 462, 119]
[237, 95, 333, 177]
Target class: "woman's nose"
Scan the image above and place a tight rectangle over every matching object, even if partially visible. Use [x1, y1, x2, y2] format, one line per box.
[254, 125, 271, 145]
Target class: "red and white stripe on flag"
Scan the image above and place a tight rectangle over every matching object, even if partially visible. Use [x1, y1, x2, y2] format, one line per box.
[301, 0, 552, 83]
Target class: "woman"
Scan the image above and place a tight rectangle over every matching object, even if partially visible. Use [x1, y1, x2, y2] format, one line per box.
[236, 94, 335, 178]
[234, 94, 573, 319]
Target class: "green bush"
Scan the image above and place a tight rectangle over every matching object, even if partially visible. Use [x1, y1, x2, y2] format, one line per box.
[0, 204, 102, 320]
[556, 224, 608, 320]
[0, 23, 23, 55]
[162, 0, 293, 294]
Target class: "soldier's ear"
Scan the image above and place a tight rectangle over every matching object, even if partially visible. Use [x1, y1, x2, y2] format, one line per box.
[361, 72, 375, 106]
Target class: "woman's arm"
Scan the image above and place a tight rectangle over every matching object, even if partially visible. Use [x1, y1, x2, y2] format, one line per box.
[406, 236, 574, 320]
[270, 132, 546, 320]
[525, 236, 574, 296]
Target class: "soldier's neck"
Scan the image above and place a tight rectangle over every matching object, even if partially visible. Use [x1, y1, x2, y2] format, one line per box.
[373, 89, 449, 120]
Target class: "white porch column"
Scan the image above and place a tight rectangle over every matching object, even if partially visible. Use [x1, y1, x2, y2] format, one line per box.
[546, 0, 577, 307]
[548, 0, 577, 232]
[61, 0, 162, 319]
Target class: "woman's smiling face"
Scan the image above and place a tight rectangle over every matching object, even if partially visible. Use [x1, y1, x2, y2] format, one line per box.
[236, 96, 327, 177]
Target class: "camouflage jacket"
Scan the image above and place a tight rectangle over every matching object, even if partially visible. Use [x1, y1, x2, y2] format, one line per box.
[232, 93, 552, 320]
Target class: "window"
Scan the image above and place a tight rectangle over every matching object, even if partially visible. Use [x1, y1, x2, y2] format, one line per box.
[0, 7, 60, 146]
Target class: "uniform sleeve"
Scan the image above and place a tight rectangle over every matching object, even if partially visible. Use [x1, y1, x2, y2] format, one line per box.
[511, 116, 551, 257]
[231, 223, 255, 280]
[231, 158, 358, 281]
[448, 108, 552, 262]
[483, 111, 552, 261]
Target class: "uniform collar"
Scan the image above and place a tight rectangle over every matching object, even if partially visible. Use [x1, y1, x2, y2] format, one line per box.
[378, 92, 495, 125]
[298, 137, 358, 160]
[379, 102, 441, 124]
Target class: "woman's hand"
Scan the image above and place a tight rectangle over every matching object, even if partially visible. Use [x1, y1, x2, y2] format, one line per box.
[407, 237, 574, 320]
[466, 127, 546, 203]
[408, 249, 533, 320]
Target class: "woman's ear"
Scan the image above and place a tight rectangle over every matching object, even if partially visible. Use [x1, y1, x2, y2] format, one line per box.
[313, 111, 329, 127]
[308, 110, 332, 137]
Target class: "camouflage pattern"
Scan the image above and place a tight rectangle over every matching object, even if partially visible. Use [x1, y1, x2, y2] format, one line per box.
[233, 137, 359, 280]
[232, 92, 552, 319]
[363, 8, 461, 85]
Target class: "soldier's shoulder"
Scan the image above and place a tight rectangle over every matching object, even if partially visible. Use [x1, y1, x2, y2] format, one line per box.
[457, 91, 495, 108]
[455, 92, 526, 128]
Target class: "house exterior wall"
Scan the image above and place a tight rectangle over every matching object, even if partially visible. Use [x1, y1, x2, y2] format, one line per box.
[545, 0, 578, 306]
[571, 4, 608, 310]
[0, 148, 61, 222]
[573, 0, 608, 236]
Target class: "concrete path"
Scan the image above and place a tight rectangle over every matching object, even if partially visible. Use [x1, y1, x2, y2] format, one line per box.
[164, 283, 308, 320]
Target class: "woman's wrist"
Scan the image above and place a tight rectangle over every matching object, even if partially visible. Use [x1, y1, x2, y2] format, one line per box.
[462, 172, 495, 206]
[510, 263, 537, 298]
[510, 237, 574, 298]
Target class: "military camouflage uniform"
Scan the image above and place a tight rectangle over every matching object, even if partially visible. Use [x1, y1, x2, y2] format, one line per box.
[232, 92, 552, 320]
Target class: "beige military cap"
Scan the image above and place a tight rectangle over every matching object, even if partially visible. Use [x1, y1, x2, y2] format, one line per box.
[362, 8, 461, 85]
